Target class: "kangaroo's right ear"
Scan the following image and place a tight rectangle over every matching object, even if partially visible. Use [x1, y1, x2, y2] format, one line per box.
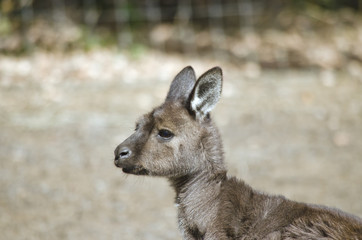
[189, 67, 222, 121]
[166, 66, 196, 103]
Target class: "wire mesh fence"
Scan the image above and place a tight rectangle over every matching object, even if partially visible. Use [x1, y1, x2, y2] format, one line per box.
[1, 0, 362, 69]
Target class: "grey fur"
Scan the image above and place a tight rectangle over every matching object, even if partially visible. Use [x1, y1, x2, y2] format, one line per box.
[114, 66, 362, 240]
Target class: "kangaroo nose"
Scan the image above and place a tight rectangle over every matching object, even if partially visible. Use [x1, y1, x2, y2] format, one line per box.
[115, 147, 132, 160]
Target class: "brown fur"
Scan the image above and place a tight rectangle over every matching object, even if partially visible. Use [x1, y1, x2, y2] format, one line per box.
[114, 66, 362, 239]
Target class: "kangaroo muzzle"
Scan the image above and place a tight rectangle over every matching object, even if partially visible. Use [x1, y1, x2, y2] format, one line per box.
[114, 144, 149, 175]
[114, 145, 131, 166]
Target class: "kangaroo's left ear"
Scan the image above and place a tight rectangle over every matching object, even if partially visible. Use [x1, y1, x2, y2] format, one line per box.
[189, 67, 222, 120]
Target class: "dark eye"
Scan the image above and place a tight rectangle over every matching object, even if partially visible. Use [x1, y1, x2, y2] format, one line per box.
[135, 123, 140, 131]
[158, 129, 174, 140]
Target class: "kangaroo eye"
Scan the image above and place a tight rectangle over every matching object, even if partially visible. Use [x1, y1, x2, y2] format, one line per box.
[158, 129, 174, 140]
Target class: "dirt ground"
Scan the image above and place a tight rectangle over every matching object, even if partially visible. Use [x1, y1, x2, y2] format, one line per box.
[0, 50, 361, 240]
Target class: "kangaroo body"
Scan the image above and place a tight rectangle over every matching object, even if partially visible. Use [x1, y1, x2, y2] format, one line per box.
[114, 66, 362, 239]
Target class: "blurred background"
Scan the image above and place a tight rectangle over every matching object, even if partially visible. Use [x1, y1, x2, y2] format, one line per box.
[0, 0, 362, 239]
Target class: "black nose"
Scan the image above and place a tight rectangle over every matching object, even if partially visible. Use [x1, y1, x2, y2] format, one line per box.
[115, 147, 132, 160]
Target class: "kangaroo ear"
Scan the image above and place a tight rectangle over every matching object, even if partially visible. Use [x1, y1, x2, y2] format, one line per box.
[166, 66, 196, 103]
[189, 67, 222, 120]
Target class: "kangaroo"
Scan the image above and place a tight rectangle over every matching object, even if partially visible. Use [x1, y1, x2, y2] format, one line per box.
[114, 66, 362, 239]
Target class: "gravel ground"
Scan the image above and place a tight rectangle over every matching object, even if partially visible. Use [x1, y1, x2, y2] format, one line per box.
[0, 50, 361, 240]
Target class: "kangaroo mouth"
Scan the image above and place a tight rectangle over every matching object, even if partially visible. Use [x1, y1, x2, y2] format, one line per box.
[114, 159, 149, 175]
[122, 166, 149, 175]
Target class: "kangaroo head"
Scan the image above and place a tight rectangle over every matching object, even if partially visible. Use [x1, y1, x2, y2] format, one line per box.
[114, 66, 224, 177]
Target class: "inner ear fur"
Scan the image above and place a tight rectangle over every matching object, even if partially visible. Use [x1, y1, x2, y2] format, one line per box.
[189, 67, 223, 121]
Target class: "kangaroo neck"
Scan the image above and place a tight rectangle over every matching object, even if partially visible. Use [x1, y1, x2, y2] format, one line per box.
[168, 170, 227, 237]
[169, 170, 227, 202]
